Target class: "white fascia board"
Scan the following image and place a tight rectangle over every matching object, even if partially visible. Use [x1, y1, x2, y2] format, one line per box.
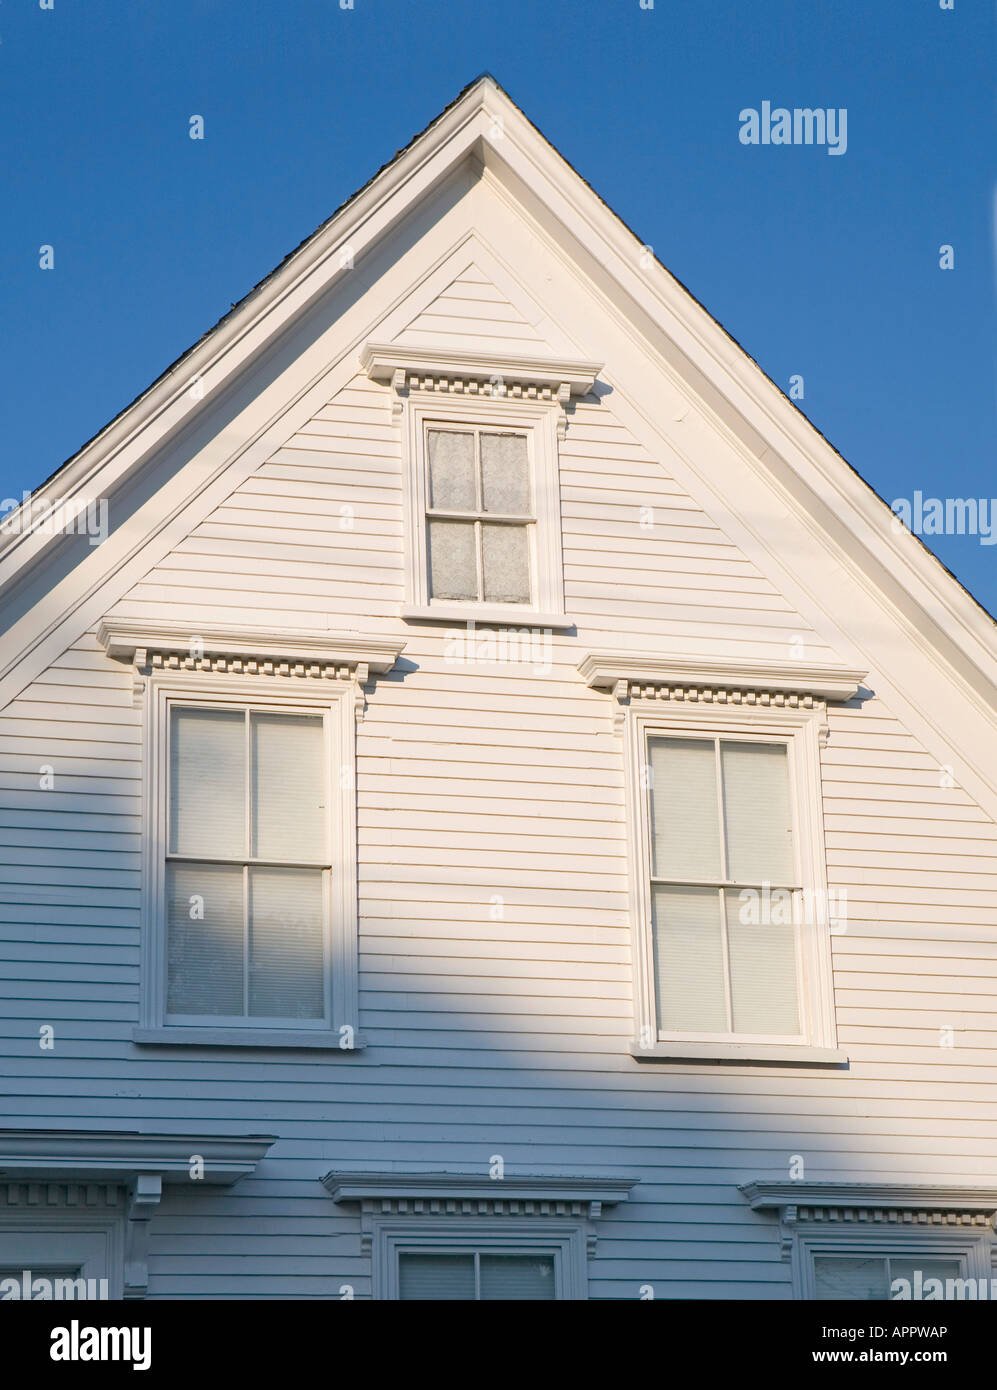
[477, 93, 997, 698]
[0, 87, 491, 592]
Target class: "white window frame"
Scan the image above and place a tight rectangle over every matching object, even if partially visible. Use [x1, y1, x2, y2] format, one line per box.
[401, 394, 567, 627]
[797, 1229, 991, 1301]
[136, 672, 359, 1048]
[372, 1220, 587, 1301]
[0, 1215, 124, 1299]
[625, 700, 839, 1062]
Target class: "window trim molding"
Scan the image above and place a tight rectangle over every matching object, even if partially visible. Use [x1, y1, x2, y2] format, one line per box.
[322, 1171, 637, 1298]
[119, 636, 389, 1045]
[362, 342, 601, 626]
[0, 1129, 275, 1299]
[586, 656, 850, 1056]
[375, 1222, 584, 1301]
[740, 1181, 997, 1298]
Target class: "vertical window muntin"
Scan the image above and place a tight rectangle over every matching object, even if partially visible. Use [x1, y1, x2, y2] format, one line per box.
[164, 698, 332, 1028]
[423, 422, 536, 606]
[644, 727, 807, 1044]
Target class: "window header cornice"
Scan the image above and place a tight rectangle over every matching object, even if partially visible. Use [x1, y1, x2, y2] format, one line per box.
[579, 652, 867, 705]
[98, 619, 405, 674]
[361, 342, 602, 396]
[741, 1181, 997, 1226]
[0, 1128, 275, 1186]
[361, 341, 602, 436]
[322, 1171, 638, 1217]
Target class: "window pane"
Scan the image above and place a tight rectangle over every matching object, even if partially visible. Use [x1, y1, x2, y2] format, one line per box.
[721, 741, 794, 882]
[481, 523, 530, 604]
[398, 1253, 476, 1300]
[652, 885, 727, 1032]
[167, 862, 243, 1016]
[248, 868, 324, 1020]
[169, 707, 245, 858]
[480, 433, 530, 515]
[814, 1256, 890, 1300]
[428, 519, 477, 600]
[648, 737, 721, 880]
[479, 1255, 555, 1300]
[889, 1258, 962, 1297]
[725, 889, 800, 1035]
[252, 714, 325, 862]
[428, 429, 476, 511]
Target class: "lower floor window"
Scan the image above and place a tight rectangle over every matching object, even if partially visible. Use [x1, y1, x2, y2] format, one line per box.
[398, 1250, 556, 1301]
[814, 1254, 963, 1300]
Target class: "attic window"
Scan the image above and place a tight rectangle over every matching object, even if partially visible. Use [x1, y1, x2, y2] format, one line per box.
[361, 343, 601, 628]
[426, 426, 533, 605]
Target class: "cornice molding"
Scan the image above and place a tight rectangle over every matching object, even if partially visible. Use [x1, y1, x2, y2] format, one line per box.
[97, 619, 406, 715]
[322, 1172, 639, 1259]
[361, 341, 601, 435]
[740, 1181, 997, 1263]
[579, 652, 866, 705]
[0, 1129, 276, 1297]
[0, 1129, 276, 1186]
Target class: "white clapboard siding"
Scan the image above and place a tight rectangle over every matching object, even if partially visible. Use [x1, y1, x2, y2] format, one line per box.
[1, 247, 995, 1304]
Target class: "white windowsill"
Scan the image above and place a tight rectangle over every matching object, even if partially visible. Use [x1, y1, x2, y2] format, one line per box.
[631, 1041, 848, 1066]
[401, 603, 573, 629]
[133, 1027, 367, 1051]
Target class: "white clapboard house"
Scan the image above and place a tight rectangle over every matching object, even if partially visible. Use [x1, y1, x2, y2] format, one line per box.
[1, 76, 996, 1303]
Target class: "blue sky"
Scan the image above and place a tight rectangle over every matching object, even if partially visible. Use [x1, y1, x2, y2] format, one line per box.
[2, 0, 994, 612]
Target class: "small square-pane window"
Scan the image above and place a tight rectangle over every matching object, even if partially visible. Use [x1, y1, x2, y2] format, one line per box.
[425, 427, 532, 605]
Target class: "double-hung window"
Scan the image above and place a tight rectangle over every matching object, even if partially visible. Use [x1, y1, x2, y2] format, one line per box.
[601, 680, 845, 1062]
[425, 426, 533, 606]
[166, 705, 329, 1024]
[359, 344, 602, 627]
[398, 1250, 557, 1301]
[648, 733, 800, 1037]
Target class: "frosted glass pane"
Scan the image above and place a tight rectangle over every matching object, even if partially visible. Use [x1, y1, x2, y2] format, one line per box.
[399, 1253, 475, 1300]
[428, 429, 475, 510]
[652, 885, 727, 1032]
[248, 868, 324, 1020]
[481, 523, 530, 603]
[167, 862, 243, 1016]
[252, 714, 325, 862]
[480, 433, 529, 514]
[648, 738, 721, 880]
[428, 519, 477, 600]
[721, 741, 794, 882]
[169, 707, 245, 857]
[480, 1255, 555, 1300]
[814, 1257, 889, 1300]
[726, 890, 800, 1034]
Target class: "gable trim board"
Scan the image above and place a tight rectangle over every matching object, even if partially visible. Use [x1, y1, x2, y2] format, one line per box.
[0, 74, 994, 816]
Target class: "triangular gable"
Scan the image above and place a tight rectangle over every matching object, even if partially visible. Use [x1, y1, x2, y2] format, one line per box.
[0, 74, 994, 820]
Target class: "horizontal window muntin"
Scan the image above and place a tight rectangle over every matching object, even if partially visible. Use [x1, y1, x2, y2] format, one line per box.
[164, 701, 332, 1029]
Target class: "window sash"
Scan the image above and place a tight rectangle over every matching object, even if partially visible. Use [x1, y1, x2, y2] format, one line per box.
[645, 730, 806, 1043]
[396, 1246, 560, 1301]
[424, 424, 535, 604]
[164, 702, 331, 1027]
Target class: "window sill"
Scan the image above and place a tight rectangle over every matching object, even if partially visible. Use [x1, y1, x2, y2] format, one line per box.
[401, 603, 574, 630]
[133, 1027, 367, 1051]
[630, 1041, 848, 1067]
